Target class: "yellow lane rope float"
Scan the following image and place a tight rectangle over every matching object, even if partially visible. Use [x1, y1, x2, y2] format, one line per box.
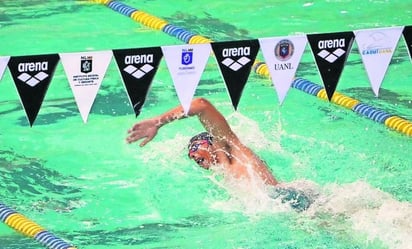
[0, 203, 77, 249]
[90, 0, 411, 136]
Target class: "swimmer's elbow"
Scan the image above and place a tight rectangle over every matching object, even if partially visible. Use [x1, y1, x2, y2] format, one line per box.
[190, 98, 213, 114]
[192, 97, 210, 106]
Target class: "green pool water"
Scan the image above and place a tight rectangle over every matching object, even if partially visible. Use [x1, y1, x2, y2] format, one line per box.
[0, 1, 411, 248]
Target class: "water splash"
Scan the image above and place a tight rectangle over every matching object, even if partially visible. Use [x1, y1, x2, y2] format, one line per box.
[307, 181, 412, 249]
[208, 175, 411, 248]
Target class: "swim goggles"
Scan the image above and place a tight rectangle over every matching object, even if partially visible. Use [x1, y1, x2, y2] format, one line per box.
[188, 139, 209, 154]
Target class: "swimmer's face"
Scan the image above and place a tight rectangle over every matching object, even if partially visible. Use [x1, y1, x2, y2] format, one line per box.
[188, 139, 212, 169]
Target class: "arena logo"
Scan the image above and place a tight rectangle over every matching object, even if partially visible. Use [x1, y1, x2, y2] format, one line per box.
[124, 54, 153, 64]
[221, 46, 251, 71]
[316, 38, 346, 63]
[123, 54, 155, 79]
[16, 61, 49, 87]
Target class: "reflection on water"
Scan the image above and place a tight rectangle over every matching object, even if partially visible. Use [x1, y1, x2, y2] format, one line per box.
[0, 149, 82, 213]
[0, 1, 82, 27]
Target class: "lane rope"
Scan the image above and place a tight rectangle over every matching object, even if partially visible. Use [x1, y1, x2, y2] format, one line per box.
[0, 203, 77, 249]
[91, 0, 411, 136]
[292, 79, 412, 135]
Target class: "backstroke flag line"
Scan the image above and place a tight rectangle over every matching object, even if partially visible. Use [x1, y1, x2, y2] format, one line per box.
[60, 50, 113, 123]
[355, 26, 403, 96]
[162, 43, 211, 114]
[259, 35, 307, 104]
[0, 26, 411, 126]
[8, 54, 60, 126]
[0, 56, 10, 81]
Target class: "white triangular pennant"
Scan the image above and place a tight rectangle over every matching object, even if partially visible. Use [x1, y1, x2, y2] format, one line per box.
[161, 44, 211, 114]
[259, 36, 307, 104]
[355, 26, 403, 96]
[59, 50, 113, 123]
[0, 56, 10, 81]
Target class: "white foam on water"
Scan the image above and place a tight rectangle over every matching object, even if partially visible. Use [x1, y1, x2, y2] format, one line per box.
[208, 175, 411, 248]
[207, 171, 291, 215]
[307, 181, 412, 249]
[208, 174, 320, 216]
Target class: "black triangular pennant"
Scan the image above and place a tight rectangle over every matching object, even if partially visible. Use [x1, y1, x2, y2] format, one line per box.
[403, 25, 412, 62]
[211, 39, 260, 110]
[307, 31, 354, 100]
[8, 54, 60, 126]
[113, 47, 163, 117]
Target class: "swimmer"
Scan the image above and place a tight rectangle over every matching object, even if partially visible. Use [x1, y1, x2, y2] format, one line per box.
[126, 98, 311, 211]
[126, 98, 277, 185]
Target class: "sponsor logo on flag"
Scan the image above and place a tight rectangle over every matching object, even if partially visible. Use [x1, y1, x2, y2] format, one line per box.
[275, 39, 294, 61]
[80, 56, 92, 73]
[181, 49, 193, 65]
[123, 64, 154, 79]
[16, 62, 49, 87]
[316, 38, 346, 63]
[220, 47, 251, 71]
[359, 31, 393, 55]
[122, 54, 155, 79]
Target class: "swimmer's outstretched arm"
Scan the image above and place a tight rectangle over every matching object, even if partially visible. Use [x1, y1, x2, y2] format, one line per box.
[126, 98, 237, 146]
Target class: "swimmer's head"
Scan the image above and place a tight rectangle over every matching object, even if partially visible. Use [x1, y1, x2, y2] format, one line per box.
[187, 132, 213, 169]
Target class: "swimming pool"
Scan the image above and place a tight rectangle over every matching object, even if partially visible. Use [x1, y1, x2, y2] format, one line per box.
[0, 0, 411, 248]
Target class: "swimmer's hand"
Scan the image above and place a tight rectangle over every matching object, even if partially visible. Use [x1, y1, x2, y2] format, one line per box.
[126, 118, 159, 146]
